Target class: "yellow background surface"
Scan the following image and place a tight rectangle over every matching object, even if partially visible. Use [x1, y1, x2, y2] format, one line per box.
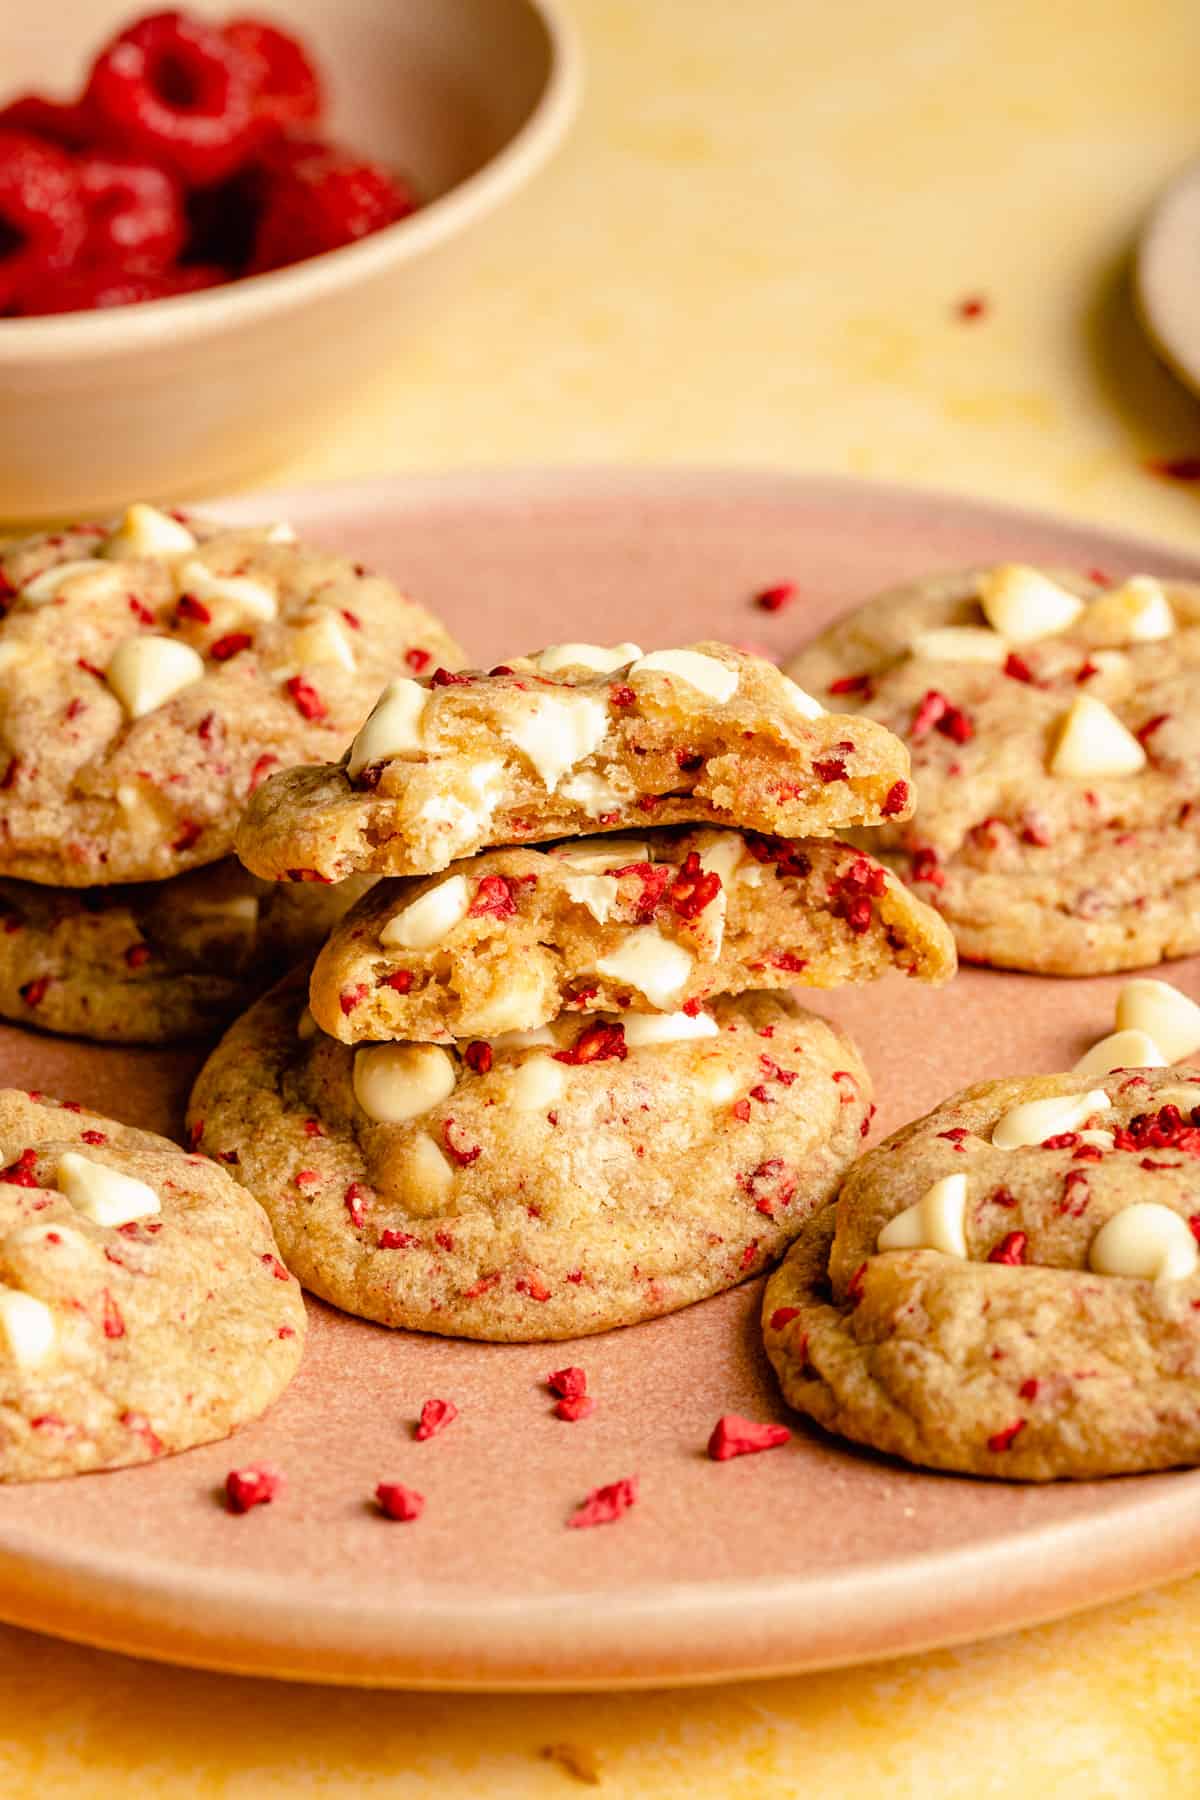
[5, 0, 1200, 1792]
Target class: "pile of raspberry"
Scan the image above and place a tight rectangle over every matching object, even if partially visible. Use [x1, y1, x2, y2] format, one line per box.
[0, 9, 417, 317]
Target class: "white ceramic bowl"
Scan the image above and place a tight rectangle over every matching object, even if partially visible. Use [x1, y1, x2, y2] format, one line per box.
[0, 0, 579, 520]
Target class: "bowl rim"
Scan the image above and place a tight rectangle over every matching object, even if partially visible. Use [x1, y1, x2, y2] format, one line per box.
[0, 0, 582, 360]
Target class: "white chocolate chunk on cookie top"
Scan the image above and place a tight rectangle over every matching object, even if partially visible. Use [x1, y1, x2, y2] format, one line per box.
[379, 875, 469, 951]
[0, 1287, 57, 1368]
[878, 1172, 968, 1257]
[1089, 1202, 1199, 1282]
[1116, 980, 1200, 1062]
[353, 1043, 457, 1124]
[1049, 694, 1146, 779]
[288, 612, 356, 672]
[1072, 1029, 1166, 1077]
[558, 769, 636, 815]
[991, 1089, 1110, 1149]
[563, 874, 620, 923]
[595, 925, 694, 1008]
[978, 564, 1086, 642]
[106, 636, 205, 719]
[56, 1152, 161, 1227]
[630, 648, 739, 703]
[778, 676, 825, 719]
[502, 693, 610, 792]
[508, 1054, 567, 1111]
[175, 559, 277, 622]
[1087, 576, 1175, 645]
[910, 625, 1009, 664]
[21, 559, 121, 604]
[104, 502, 197, 559]
[622, 1010, 718, 1046]
[347, 679, 429, 778]
[535, 642, 642, 674]
[552, 839, 650, 872]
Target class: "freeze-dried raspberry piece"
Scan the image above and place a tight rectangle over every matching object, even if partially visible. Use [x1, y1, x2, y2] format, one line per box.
[769, 1306, 800, 1330]
[988, 1230, 1027, 1265]
[553, 1021, 627, 1065]
[375, 1480, 424, 1521]
[468, 874, 518, 919]
[85, 11, 266, 188]
[828, 855, 886, 935]
[707, 1414, 791, 1460]
[210, 632, 253, 662]
[827, 671, 873, 698]
[0, 130, 87, 312]
[568, 1475, 638, 1529]
[442, 1118, 482, 1167]
[881, 779, 909, 817]
[987, 1420, 1026, 1454]
[666, 851, 721, 919]
[464, 1040, 493, 1074]
[225, 1463, 283, 1512]
[547, 1365, 587, 1400]
[285, 674, 326, 720]
[555, 1395, 596, 1422]
[1, 1148, 39, 1187]
[415, 1397, 457, 1440]
[249, 135, 416, 273]
[77, 152, 185, 268]
[744, 833, 811, 878]
[223, 18, 322, 128]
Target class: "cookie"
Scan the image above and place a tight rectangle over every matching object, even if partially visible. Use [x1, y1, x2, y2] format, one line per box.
[0, 503, 463, 886]
[787, 564, 1200, 973]
[309, 828, 956, 1045]
[0, 860, 372, 1045]
[764, 1066, 1200, 1479]
[188, 971, 873, 1340]
[0, 1089, 305, 1481]
[235, 641, 914, 884]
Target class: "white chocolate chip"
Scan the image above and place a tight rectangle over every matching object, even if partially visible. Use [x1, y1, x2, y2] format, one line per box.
[1078, 1128, 1116, 1150]
[991, 1088, 1110, 1149]
[701, 1067, 740, 1105]
[0, 1287, 56, 1368]
[910, 625, 1010, 664]
[697, 832, 744, 886]
[1072, 1029, 1166, 1077]
[106, 635, 205, 719]
[405, 1132, 456, 1200]
[176, 558, 277, 622]
[553, 838, 650, 872]
[346, 679, 429, 778]
[115, 783, 157, 826]
[104, 503, 197, 559]
[353, 1043, 457, 1124]
[559, 769, 636, 815]
[535, 642, 642, 674]
[595, 925, 694, 1008]
[490, 1024, 557, 1051]
[1086, 576, 1175, 645]
[1049, 694, 1146, 779]
[622, 1010, 718, 1046]
[379, 875, 469, 951]
[1089, 1202, 1199, 1282]
[416, 794, 491, 857]
[264, 521, 296, 544]
[779, 676, 826, 720]
[509, 1054, 567, 1111]
[21, 559, 122, 604]
[877, 1172, 968, 1257]
[978, 564, 1086, 642]
[630, 648, 739, 704]
[290, 611, 356, 671]
[564, 873, 620, 923]
[57, 1152, 160, 1227]
[503, 693, 610, 792]
[1116, 979, 1200, 1062]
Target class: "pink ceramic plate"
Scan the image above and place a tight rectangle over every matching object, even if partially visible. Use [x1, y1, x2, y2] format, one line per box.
[2, 468, 1200, 1691]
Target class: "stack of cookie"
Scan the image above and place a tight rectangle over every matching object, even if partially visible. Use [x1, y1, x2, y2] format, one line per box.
[193, 639, 956, 1342]
[0, 502, 462, 1044]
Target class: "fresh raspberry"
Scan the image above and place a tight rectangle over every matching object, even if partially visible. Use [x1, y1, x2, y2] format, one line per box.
[0, 93, 95, 150]
[85, 11, 267, 188]
[0, 130, 87, 312]
[18, 260, 221, 315]
[77, 152, 185, 268]
[248, 135, 416, 273]
[223, 19, 322, 128]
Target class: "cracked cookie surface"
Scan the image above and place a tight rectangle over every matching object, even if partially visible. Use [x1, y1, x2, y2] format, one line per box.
[0, 1089, 305, 1481]
[0, 506, 463, 885]
[189, 972, 872, 1341]
[787, 565, 1200, 973]
[764, 1066, 1200, 1479]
